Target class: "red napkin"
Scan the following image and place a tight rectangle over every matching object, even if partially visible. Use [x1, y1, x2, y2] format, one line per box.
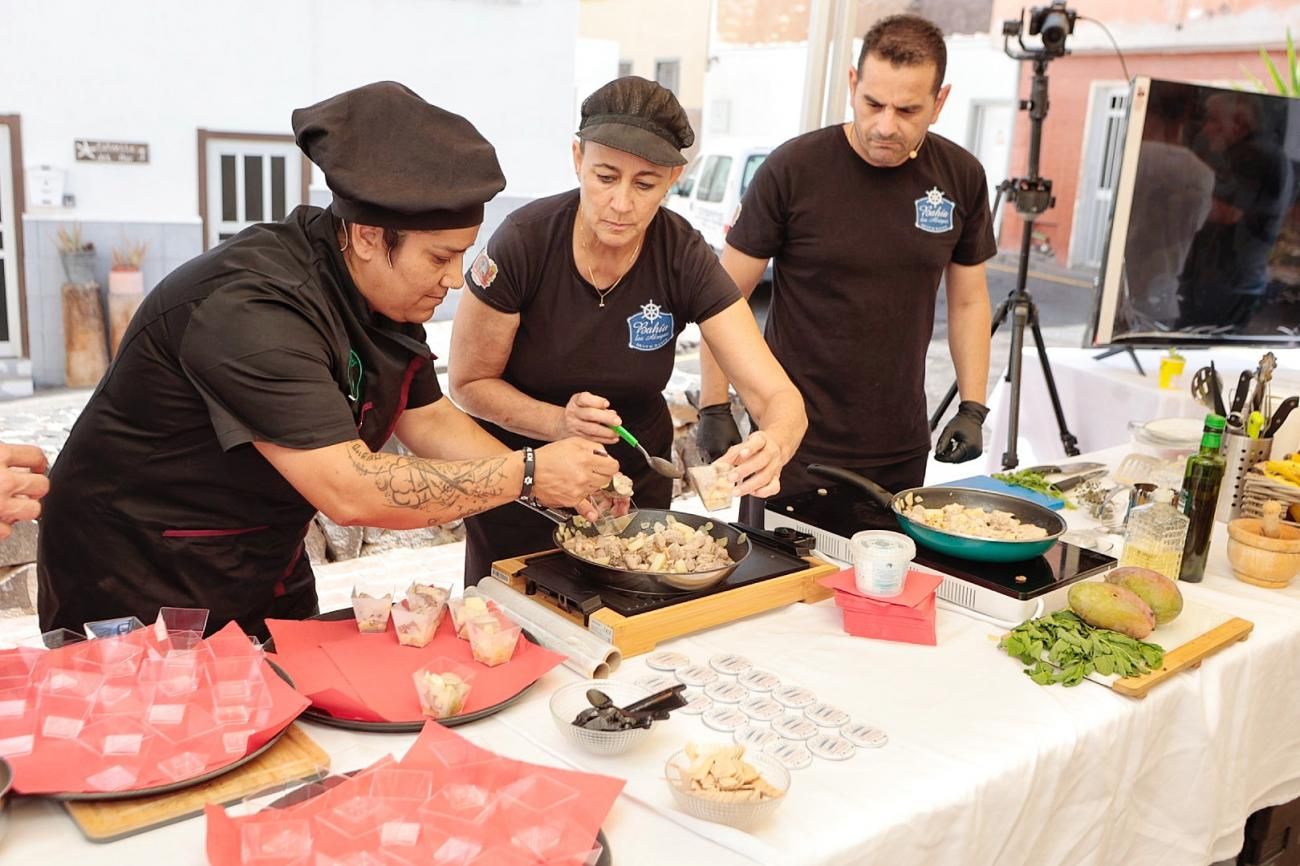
[819, 567, 944, 607]
[266, 614, 565, 723]
[5, 622, 308, 795]
[206, 722, 625, 866]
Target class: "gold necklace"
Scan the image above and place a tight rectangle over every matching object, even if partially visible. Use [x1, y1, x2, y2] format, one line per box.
[579, 217, 642, 308]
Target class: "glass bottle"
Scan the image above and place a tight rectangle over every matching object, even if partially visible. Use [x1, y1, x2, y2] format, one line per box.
[1120, 500, 1189, 581]
[1177, 413, 1227, 582]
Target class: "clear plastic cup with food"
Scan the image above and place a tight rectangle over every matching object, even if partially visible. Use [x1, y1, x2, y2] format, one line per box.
[448, 595, 493, 637]
[465, 614, 522, 667]
[351, 582, 393, 633]
[412, 659, 476, 720]
[391, 600, 442, 648]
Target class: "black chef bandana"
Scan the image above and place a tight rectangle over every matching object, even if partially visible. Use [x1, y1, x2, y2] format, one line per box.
[292, 81, 506, 231]
[577, 76, 694, 167]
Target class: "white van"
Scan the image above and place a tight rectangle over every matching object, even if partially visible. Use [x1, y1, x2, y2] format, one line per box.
[665, 145, 771, 255]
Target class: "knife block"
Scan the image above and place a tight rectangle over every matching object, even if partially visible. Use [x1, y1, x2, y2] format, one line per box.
[1217, 433, 1272, 522]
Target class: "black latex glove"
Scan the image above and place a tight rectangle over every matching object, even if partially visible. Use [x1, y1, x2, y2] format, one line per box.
[695, 403, 742, 462]
[935, 400, 989, 463]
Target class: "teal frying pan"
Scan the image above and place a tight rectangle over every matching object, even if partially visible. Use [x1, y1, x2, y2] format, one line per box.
[808, 465, 1067, 563]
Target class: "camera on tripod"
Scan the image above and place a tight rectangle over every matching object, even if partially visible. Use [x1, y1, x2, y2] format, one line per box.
[1003, 2, 1078, 59]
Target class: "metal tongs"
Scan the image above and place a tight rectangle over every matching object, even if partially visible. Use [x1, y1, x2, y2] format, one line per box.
[518, 499, 637, 537]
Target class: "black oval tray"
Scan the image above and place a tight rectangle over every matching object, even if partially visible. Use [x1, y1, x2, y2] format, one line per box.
[265, 608, 542, 733]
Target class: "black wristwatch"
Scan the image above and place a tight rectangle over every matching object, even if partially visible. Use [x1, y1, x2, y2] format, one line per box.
[520, 446, 536, 503]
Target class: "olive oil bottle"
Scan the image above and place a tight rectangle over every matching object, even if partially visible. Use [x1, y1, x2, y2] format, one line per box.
[1177, 413, 1226, 582]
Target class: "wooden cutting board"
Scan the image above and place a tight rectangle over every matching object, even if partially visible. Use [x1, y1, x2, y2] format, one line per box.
[64, 723, 329, 843]
[1106, 598, 1253, 698]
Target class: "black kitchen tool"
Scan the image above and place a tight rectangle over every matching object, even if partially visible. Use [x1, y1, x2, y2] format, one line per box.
[1229, 370, 1253, 430]
[1189, 366, 1218, 412]
[730, 522, 815, 557]
[1209, 362, 1227, 417]
[1264, 396, 1298, 440]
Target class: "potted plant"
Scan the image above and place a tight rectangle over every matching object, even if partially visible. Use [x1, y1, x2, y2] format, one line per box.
[109, 238, 147, 295]
[56, 223, 96, 284]
[107, 237, 148, 357]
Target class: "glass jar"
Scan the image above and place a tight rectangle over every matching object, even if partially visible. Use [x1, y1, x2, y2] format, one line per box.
[1119, 501, 1190, 581]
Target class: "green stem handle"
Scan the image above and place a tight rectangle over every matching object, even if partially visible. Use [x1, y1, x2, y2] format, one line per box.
[610, 424, 639, 448]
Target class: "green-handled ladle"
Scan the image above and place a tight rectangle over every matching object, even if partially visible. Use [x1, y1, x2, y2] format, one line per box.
[610, 425, 684, 479]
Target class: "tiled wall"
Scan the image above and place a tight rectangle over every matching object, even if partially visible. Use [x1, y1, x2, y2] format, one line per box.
[21, 219, 202, 387]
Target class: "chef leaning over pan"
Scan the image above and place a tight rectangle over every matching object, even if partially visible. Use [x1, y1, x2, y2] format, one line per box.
[36, 81, 618, 640]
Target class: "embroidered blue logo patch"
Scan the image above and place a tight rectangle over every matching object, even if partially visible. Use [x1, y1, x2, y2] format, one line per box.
[627, 300, 674, 352]
[914, 187, 955, 233]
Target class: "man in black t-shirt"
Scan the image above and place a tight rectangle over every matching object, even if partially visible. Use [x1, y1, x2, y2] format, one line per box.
[697, 14, 995, 517]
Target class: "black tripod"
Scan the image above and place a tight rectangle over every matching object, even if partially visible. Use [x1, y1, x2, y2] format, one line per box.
[930, 11, 1081, 469]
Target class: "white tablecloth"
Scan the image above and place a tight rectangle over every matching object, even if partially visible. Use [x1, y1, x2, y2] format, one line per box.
[6, 447, 1300, 866]
[964, 347, 1300, 477]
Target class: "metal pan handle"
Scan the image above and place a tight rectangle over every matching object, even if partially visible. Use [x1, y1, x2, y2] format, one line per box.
[806, 464, 896, 510]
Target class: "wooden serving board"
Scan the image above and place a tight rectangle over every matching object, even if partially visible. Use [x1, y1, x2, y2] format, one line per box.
[63, 723, 329, 843]
[1111, 612, 1253, 698]
[496, 551, 837, 658]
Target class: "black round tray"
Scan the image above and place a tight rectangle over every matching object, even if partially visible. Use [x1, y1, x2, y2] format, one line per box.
[266, 608, 542, 733]
[50, 660, 299, 802]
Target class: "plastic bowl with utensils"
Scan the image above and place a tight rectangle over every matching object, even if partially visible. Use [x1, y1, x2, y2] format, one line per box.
[550, 680, 656, 755]
[664, 747, 790, 829]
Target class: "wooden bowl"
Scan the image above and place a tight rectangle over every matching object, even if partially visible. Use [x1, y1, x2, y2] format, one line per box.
[1227, 516, 1300, 589]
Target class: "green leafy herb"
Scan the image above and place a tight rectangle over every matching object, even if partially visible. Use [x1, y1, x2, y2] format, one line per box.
[998, 610, 1165, 687]
[992, 469, 1077, 509]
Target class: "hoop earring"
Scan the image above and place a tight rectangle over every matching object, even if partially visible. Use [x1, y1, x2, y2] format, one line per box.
[338, 219, 350, 253]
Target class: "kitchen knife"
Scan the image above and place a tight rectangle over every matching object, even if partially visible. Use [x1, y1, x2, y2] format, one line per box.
[1209, 361, 1226, 417]
[1054, 469, 1108, 492]
[1228, 370, 1253, 430]
[1264, 396, 1298, 440]
[1021, 462, 1106, 476]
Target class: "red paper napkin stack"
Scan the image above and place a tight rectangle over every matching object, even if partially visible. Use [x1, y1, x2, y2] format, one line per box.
[818, 568, 944, 646]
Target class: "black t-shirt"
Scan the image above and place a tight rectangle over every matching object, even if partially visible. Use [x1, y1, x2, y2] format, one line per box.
[464, 189, 740, 472]
[37, 205, 439, 635]
[727, 125, 997, 465]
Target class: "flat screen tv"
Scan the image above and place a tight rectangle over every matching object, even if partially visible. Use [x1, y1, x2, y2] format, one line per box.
[1090, 76, 1300, 347]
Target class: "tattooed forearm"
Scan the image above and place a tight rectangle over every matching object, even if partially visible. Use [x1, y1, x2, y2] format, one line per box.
[345, 443, 515, 524]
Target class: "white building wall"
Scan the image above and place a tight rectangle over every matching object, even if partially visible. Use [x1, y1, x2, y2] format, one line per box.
[1, 0, 581, 222]
[1, 0, 581, 382]
[700, 34, 1018, 189]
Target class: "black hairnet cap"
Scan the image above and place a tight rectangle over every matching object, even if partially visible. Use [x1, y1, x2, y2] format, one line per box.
[577, 76, 694, 167]
[292, 81, 506, 230]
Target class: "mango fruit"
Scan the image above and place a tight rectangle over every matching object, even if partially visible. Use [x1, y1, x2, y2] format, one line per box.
[1105, 566, 1183, 625]
[1068, 581, 1155, 639]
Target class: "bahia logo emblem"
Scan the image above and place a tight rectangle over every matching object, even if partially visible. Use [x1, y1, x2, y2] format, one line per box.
[627, 300, 674, 351]
[914, 186, 955, 233]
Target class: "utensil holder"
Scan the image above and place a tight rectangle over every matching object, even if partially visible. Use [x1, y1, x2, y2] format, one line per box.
[1216, 433, 1273, 523]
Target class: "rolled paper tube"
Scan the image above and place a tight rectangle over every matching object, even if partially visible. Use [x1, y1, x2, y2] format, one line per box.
[467, 579, 622, 678]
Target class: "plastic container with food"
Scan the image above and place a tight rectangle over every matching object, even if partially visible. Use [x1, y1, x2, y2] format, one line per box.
[412, 660, 476, 719]
[687, 461, 736, 512]
[351, 582, 393, 633]
[466, 614, 522, 667]
[391, 600, 443, 648]
[449, 595, 494, 637]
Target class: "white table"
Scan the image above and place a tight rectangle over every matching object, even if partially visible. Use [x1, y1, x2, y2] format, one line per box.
[964, 347, 1300, 477]
[6, 447, 1300, 866]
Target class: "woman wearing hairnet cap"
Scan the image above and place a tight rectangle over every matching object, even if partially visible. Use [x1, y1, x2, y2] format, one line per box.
[451, 76, 807, 584]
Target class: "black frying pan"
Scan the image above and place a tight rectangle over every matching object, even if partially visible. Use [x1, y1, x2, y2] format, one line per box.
[526, 503, 751, 595]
